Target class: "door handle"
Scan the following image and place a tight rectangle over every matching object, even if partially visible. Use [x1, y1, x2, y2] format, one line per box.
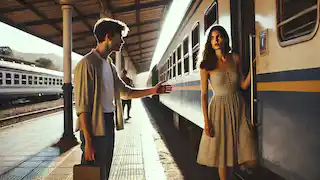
[249, 34, 256, 126]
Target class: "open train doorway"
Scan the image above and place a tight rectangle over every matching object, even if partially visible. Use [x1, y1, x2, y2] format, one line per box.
[230, 0, 257, 123]
[230, 0, 259, 177]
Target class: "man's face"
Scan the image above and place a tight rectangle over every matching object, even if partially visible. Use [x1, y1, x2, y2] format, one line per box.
[110, 32, 125, 52]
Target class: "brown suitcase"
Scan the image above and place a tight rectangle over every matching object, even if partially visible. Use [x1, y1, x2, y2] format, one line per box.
[73, 164, 102, 180]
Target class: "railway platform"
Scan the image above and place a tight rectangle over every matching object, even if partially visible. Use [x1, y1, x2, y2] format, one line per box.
[0, 99, 167, 180]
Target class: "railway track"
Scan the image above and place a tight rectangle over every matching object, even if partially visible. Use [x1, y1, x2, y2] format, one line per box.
[0, 95, 62, 110]
[0, 105, 64, 128]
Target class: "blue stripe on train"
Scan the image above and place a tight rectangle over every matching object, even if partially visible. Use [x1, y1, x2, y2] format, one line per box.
[257, 67, 320, 82]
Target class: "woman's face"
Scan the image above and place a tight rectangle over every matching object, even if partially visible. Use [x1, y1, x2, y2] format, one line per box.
[211, 30, 224, 50]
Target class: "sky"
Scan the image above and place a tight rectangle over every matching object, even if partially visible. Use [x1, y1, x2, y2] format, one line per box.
[0, 0, 192, 74]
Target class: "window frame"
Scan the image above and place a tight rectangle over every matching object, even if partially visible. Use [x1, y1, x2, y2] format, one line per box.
[191, 22, 200, 72]
[276, 0, 320, 47]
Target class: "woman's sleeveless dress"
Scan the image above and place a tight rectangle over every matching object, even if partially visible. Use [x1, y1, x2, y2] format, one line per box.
[196, 57, 256, 168]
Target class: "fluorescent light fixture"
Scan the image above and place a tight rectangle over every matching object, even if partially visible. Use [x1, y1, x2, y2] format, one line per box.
[148, 0, 192, 72]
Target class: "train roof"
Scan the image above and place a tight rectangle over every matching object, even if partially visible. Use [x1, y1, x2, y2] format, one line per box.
[0, 58, 63, 77]
[0, 55, 39, 66]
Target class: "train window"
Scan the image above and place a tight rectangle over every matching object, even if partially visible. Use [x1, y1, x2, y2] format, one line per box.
[44, 77, 48, 85]
[192, 23, 200, 47]
[6, 73, 11, 85]
[177, 45, 181, 60]
[0, 72, 2, 85]
[204, 2, 218, 32]
[165, 60, 168, 72]
[28, 75, 32, 85]
[178, 61, 182, 75]
[277, 0, 319, 46]
[39, 77, 43, 85]
[183, 36, 189, 73]
[173, 51, 176, 66]
[169, 56, 172, 78]
[14, 74, 19, 85]
[34, 76, 38, 85]
[173, 51, 176, 78]
[177, 45, 182, 76]
[21, 75, 27, 85]
[53, 78, 56, 85]
[49, 78, 52, 85]
[192, 23, 200, 70]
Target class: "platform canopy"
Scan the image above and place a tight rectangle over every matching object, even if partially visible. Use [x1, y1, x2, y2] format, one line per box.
[0, 0, 172, 73]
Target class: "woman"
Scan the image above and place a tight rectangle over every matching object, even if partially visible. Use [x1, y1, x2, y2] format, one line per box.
[196, 25, 256, 180]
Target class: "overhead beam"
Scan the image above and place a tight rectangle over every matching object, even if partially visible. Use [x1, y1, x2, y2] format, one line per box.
[15, 0, 62, 35]
[126, 37, 157, 46]
[0, 7, 27, 14]
[128, 45, 154, 53]
[98, 0, 113, 17]
[132, 55, 152, 60]
[19, 12, 100, 26]
[74, 35, 157, 51]
[47, 19, 161, 40]
[134, 59, 152, 64]
[73, 44, 94, 51]
[136, 0, 141, 61]
[131, 54, 153, 61]
[112, 0, 170, 13]
[127, 29, 159, 38]
[129, 49, 153, 56]
[130, 51, 154, 58]
[0, 0, 55, 14]
[73, 6, 93, 32]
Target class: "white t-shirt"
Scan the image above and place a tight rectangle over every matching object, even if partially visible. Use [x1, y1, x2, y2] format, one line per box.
[92, 50, 115, 113]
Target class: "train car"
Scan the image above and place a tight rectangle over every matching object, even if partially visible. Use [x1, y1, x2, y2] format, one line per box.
[147, 65, 160, 101]
[150, 0, 320, 180]
[0, 58, 64, 102]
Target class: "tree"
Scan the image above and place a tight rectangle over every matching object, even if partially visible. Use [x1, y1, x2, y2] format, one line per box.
[0, 46, 13, 56]
[35, 57, 57, 70]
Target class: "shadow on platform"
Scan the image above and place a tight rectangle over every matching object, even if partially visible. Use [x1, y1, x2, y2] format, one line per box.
[141, 97, 219, 180]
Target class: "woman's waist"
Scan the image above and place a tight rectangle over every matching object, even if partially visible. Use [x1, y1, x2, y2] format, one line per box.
[212, 89, 240, 97]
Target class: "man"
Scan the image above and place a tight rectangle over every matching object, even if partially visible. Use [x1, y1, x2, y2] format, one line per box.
[120, 69, 133, 120]
[73, 17, 172, 179]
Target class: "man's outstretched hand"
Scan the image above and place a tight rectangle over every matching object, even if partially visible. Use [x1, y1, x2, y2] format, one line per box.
[153, 81, 172, 95]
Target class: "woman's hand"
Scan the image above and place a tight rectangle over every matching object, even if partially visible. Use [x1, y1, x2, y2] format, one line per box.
[204, 122, 214, 137]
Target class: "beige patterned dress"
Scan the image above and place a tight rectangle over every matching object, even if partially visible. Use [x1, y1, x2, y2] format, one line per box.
[196, 57, 256, 168]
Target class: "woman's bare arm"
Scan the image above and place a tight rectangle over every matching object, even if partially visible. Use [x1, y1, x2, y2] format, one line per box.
[234, 54, 252, 90]
[200, 68, 210, 127]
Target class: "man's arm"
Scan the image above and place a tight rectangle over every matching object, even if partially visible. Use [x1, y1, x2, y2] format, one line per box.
[111, 64, 169, 99]
[74, 60, 94, 145]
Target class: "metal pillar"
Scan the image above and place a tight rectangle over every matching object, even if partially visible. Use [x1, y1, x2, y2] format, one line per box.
[57, 1, 78, 147]
[115, 51, 122, 72]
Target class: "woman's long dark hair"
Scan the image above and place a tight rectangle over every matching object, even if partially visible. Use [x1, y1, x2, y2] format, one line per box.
[198, 25, 231, 71]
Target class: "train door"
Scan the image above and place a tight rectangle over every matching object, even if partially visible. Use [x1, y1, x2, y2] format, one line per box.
[230, 0, 258, 176]
[230, 0, 257, 123]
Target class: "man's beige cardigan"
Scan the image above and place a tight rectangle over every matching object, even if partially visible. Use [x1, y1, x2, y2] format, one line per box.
[73, 51, 132, 136]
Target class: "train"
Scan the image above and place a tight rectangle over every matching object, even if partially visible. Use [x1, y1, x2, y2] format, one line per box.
[0, 57, 64, 103]
[147, 0, 320, 180]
